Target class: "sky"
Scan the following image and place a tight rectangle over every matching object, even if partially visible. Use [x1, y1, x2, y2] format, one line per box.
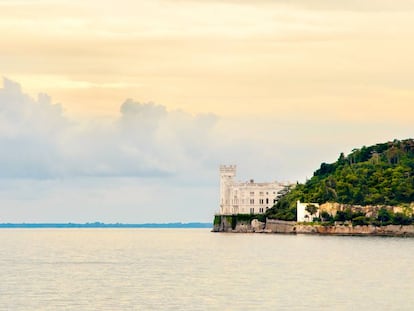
[1, 0, 414, 223]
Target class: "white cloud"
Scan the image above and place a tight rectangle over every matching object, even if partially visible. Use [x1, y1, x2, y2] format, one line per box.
[0, 78, 66, 178]
[1, 78, 411, 182]
[184, 0, 414, 12]
[0, 78, 221, 180]
[0, 79, 225, 222]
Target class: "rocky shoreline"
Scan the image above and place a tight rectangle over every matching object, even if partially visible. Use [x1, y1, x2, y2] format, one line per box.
[213, 217, 414, 237]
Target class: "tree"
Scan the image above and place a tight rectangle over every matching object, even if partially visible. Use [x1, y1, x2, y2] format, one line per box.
[305, 204, 318, 217]
[352, 216, 369, 226]
[377, 208, 393, 225]
[334, 211, 346, 222]
[321, 211, 333, 222]
[392, 212, 412, 225]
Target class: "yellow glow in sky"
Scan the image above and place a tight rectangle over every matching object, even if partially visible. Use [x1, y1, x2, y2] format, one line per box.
[2, 0, 414, 120]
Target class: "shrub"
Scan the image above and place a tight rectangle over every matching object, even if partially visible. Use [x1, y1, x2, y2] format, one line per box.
[377, 208, 393, 225]
[352, 216, 370, 226]
[231, 216, 237, 230]
[256, 214, 266, 223]
[334, 210, 347, 222]
[321, 211, 333, 222]
[236, 214, 253, 222]
[392, 212, 412, 225]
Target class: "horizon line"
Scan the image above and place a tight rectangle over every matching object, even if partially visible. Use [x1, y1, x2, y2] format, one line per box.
[0, 222, 212, 228]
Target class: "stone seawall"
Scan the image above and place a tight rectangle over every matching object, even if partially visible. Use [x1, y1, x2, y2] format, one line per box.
[296, 224, 414, 236]
[264, 219, 296, 233]
[213, 215, 265, 233]
[213, 215, 414, 236]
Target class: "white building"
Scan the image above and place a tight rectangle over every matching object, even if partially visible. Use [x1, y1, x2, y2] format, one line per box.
[219, 165, 292, 215]
[296, 200, 320, 222]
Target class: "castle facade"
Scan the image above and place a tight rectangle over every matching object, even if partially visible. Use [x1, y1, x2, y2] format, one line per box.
[219, 165, 291, 215]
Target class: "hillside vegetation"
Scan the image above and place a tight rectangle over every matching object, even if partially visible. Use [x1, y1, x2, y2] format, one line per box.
[267, 139, 414, 221]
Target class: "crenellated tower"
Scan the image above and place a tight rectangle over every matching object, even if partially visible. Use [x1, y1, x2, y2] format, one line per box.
[219, 165, 236, 215]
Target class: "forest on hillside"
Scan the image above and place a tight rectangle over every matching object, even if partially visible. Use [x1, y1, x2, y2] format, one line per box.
[266, 139, 414, 221]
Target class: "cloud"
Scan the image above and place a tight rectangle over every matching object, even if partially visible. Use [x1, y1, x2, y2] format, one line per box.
[0, 78, 66, 178]
[2, 78, 414, 184]
[0, 78, 222, 180]
[290, 0, 414, 12]
[0, 78, 226, 222]
[178, 0, 414, 12]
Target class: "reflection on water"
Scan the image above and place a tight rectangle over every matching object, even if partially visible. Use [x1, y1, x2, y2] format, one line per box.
[1, 229, 414, 310]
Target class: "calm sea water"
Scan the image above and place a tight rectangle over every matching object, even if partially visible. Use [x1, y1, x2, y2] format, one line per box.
[1, 229, 414, 310]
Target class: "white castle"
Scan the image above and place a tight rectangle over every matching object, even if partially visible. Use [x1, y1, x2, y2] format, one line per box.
[219, 165, 292, 215]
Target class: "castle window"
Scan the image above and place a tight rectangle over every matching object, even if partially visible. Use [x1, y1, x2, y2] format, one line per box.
[250, 208, 255, 214]
[259, 207, 264, 213]
[259, 192, 264, 196]
[250, 199, 254, 205]
[250, 192, 254, 196]
[266, 198, 269, 204]
[259, 199, 264, 204]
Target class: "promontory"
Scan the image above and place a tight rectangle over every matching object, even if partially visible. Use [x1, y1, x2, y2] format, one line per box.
[213, 138, 414, 236]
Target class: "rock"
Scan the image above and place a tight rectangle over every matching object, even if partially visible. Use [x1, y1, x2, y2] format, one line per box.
[251, 219, 265, 232]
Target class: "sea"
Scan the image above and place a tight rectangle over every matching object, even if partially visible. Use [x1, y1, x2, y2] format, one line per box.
[1, 228, 414, 310]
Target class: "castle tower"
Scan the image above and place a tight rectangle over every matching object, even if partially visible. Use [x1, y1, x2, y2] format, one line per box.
[219, 165, 236, 215]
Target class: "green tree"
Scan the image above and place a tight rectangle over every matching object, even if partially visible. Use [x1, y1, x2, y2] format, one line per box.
[305, 204, 318, 217]
[392, 212, 412, 225]
[352, 216, 370, 226]
[320, 211, 333, 222]
[377, 208, 393, 225]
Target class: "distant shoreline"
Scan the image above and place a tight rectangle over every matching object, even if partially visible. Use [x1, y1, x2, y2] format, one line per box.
[0, 223, 212, 229]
